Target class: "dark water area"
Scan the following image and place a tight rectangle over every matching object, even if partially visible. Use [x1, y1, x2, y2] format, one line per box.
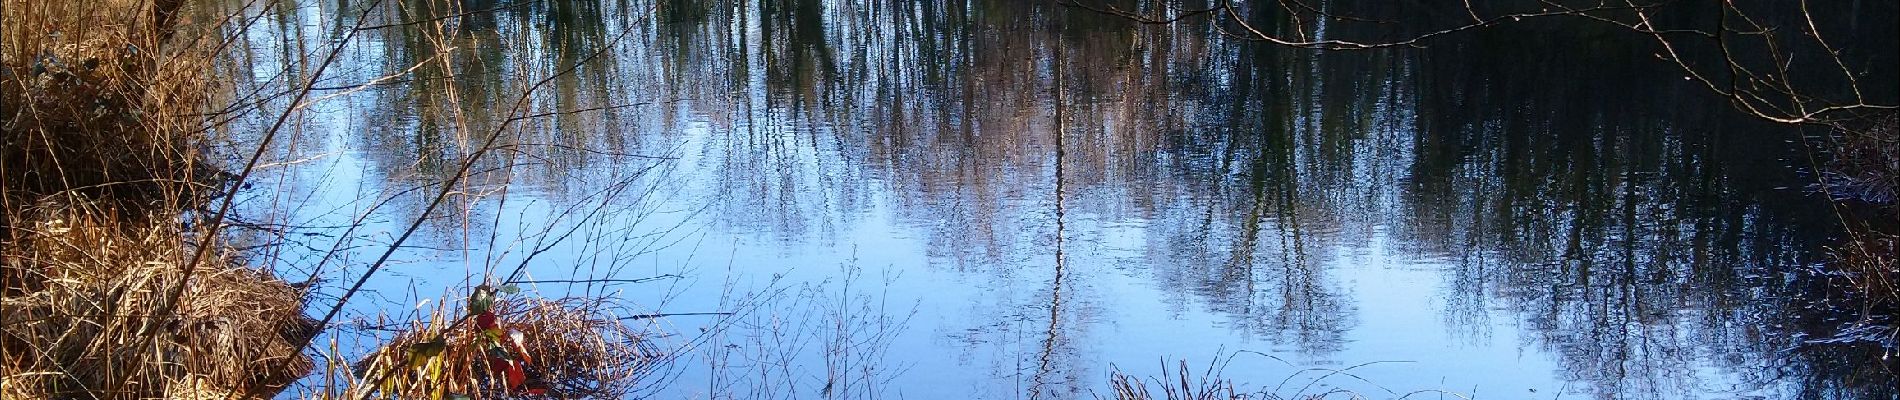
[224, 0, 1898, 398]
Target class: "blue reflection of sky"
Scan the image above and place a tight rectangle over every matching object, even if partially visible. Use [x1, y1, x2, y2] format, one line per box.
[226, 1, 1828, 398]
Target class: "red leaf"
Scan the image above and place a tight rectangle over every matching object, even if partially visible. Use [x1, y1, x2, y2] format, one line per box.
[475, 312, 498, 331]
[505, 362, 527, 390]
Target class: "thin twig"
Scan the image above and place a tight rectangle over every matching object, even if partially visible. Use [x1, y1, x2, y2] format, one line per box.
[513, 274, 685, 285]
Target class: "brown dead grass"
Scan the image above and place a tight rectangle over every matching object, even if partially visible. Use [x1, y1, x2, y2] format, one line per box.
[1825, 113, 1900, 343]
[346, 296, 662, 399]
[1106, 360, 1252, 400]
[1, 1, 315, 398]
[1829, 113, 1900, 205]
[1832, 227, 1899, 326]
[1, 0, 219, 211]
[1, 200, 315, 399]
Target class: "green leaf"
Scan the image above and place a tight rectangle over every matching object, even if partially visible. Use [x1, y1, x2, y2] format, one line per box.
[498, 285, 521, 294]
[468, 285, 495, 315]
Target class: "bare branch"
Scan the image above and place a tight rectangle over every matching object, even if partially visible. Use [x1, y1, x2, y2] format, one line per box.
[1058, 0, 1894, 125]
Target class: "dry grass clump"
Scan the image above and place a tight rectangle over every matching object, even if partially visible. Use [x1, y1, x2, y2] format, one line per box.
[1831, 227, 1899, 338]
[1828, 113, 1900, 205]
[0, 0, 316, 397]
[1822, 112, 1899, 346]
[1101, 358, 1432, 400]
[345, 296, 662, 399]
[1105, 360, 1253, 400]
[0, 200, 315, 399]
[0, 0, 308, 397]
[1, 0, 217, 212]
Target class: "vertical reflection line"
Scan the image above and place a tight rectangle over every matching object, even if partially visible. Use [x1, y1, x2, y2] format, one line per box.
[1030, 36, 1069, 400]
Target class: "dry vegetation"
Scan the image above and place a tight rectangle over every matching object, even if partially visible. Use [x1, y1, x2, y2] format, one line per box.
[1099, 358, 1424, 400]
[0, 0, 318, 398]
[1821, 113, 1900, 344]
[1104, 360, 1250, 400]
[1, 200, 315, 398]
[0, 0, 216, 206]
[1830, 226, 1899, 332]
[337, 297, 662, 400]
[1827, 115, 1900, 205]
[2, 0, 670, 398]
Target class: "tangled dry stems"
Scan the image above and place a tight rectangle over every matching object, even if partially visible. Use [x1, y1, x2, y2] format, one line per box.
[1, 200, 315, 399]
[1828, 113, 1900, 205]
[1831, 226, 1899, 333]
[1106, 361, 1251, 400]
[4, 1, 671, 398]
[1823, 112, 1900, 346]
[348, 297, 661, 399]
[1102, 359, 1351, 400]
[1, 0, 217, 212]
[1, 1, 315, 398]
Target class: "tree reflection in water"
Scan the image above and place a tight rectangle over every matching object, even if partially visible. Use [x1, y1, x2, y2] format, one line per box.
[241, 0, 1895, 398]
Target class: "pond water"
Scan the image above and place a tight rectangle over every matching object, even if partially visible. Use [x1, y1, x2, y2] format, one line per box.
[221, 0, 1896, 398]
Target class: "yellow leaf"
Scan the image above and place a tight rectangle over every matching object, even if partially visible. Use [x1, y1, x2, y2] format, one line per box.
[406, 339, 447, 369]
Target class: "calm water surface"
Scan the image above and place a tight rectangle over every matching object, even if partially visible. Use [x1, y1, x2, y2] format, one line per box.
[221, 0, 1896, 398]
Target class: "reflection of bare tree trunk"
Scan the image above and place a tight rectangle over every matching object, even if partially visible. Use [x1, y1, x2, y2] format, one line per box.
[1272, 140, 1307, 332]
[1563, 151, 1590, 289]
[1029, 44, 1069, 400]
[1228, 160, 1268, 274]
